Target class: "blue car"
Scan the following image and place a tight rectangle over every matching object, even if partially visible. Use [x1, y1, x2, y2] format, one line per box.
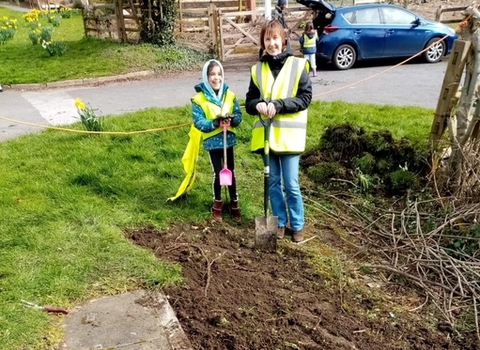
[296, 0, 458, 70]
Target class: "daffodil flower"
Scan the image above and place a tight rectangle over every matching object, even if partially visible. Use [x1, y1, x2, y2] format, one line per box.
[74, 98, 85, 110]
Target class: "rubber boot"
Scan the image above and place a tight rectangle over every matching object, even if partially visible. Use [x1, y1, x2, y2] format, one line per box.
[211, 200, 223, 222]
[229, 200, 242, 223]
[312, 68, 317, 77]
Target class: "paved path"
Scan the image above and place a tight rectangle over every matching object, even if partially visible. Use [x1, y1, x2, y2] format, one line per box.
[0, 59, 447, 142]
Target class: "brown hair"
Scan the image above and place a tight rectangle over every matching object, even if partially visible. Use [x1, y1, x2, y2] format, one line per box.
[260, 20, 287, 52]
[304, 21, 314, 33]
[207, 60, 221, 76]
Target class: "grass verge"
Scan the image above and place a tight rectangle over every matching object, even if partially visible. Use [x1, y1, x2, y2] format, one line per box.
[0, 100, 434, 349]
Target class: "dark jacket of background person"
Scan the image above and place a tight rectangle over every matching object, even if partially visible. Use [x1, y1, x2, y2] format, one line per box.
[273, 0, 288, 30]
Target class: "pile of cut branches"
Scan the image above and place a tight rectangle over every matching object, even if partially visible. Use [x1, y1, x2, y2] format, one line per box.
[305, 189, 480, 340]
[324, 194, 480, 339]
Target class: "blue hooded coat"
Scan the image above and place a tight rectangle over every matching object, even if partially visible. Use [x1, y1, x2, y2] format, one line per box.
[191, 60, 242, 151]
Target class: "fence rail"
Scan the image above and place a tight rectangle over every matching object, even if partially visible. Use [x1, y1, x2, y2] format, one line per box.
[435, 5, 469, 24]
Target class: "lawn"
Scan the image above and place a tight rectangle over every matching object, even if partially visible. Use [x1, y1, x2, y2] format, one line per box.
[0, 6, 210, 84]
[0, 98, 435, 349]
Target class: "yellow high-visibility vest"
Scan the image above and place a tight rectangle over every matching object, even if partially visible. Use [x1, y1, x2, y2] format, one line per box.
[250, 56, 308, 154]
[191, 90, 237, 139]
[302, 33, 318, 48]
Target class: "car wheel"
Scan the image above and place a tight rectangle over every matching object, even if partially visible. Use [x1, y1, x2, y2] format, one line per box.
[333, 44, 356, 70]
[423, 38, 445, 63]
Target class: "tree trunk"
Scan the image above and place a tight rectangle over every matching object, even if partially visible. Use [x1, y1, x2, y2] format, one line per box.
[448, 6, 480, 184]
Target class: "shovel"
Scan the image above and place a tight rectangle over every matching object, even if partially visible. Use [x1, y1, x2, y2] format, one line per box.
[254, 116, 278, 252]
[219, 119, 232, 186]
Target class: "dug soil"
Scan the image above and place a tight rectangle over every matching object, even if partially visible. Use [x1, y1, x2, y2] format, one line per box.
[127, 222, 479, 350]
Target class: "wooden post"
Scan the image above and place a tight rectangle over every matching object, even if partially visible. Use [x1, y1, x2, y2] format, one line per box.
[245, 0, 255, 22]
[429, 39, 470, 149]
[178, 0, 183, 32]
[208, 3, 218, 58]
[208, 3, 217, 43]
[435, 5, 443, 22]
[115, 0, 128, 43]
[213, 7, 219, 55]
[218, 9, 224, 61]
[81, 7, 88, 38]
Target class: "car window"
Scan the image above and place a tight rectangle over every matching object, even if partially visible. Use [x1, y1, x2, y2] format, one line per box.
[355, 8, 381, 24]
[342, 10, 355, 23]
[382, 7, 416, 25]
[342, 8, 381, 24]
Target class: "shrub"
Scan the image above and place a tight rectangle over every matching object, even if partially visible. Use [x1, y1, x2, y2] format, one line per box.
[352, 153, 375, 175]
[307, 162, 346, 184]
[47, 13, 61, 27]
[386, 169, 419, 194]
[42, 40, 67, 56]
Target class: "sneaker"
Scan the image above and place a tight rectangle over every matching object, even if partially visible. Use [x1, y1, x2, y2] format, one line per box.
[292, 229, 304, 243]
[277, 226, 285, 239]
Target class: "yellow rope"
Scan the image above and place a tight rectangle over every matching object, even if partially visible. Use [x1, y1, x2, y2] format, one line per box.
[0, 114, 191, 135]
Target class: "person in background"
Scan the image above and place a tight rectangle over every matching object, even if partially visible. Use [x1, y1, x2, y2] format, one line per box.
[299, 21, 319, 77]
[191, 59, 243, 223]
[272, 0, 291, 51]
[245, 20, 312, 242]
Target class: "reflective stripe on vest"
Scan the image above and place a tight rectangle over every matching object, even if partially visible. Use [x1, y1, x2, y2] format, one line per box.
[250, 56, 308, 154]
[303, 33, 317, 48]
[191, 90, 236, 140]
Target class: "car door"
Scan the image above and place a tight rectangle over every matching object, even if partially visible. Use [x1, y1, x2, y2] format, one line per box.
[346, 7, 385, 59]
[381, 6, 425, 57]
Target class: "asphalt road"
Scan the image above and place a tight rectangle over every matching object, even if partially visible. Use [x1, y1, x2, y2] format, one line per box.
[0, 58, 448, 142]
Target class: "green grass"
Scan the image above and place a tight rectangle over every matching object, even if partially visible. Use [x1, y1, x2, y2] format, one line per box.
[0, 99, 434, 349]
[0, 7, 211, 84]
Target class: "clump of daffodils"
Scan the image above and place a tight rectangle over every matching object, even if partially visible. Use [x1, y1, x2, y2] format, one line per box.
[74, 98, 104, 132]
[0, 16, 18, 44]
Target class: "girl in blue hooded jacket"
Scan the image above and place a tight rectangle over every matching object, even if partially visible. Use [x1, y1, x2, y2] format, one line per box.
[299, 21, 319, 77]
[191, 60, 243, 222]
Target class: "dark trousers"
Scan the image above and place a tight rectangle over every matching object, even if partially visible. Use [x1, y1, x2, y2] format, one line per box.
[208, 147, 238, 202]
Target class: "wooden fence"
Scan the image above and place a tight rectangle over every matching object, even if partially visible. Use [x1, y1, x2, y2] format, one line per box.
[176, 4, 314, 61]
[82, 1, 141, 43]
[435, 5, 470, 24]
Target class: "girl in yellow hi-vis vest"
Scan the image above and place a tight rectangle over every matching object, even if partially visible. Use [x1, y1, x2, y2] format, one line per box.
[299, 21, 319, 77]
[245, 20, 312, 242]
[192, 60, 243, 222]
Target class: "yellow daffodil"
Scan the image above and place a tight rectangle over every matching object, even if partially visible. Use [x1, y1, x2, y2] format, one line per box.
[74, 98, 85, 110]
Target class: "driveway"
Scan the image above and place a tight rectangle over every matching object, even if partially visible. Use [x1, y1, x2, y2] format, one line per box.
[0, 59, 447, 141]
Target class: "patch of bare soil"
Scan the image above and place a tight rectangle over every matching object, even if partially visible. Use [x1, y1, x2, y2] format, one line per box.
[126, 223, 479, 350]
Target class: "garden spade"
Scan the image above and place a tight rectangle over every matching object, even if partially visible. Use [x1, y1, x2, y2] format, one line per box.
[255, 116, 278, 252]
[219, 119, 232, 186]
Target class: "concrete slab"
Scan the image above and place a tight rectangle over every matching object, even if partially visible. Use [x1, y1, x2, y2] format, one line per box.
[60, 290, 193, 350]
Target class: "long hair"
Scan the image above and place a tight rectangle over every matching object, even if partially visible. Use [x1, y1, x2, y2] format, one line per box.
[260, 20, 287, 53]
[304, 21, 314, 33]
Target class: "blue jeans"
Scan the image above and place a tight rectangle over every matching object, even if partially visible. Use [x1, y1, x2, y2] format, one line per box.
[268, 153, 304, 232]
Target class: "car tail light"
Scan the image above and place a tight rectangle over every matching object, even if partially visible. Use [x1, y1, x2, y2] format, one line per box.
[323, 25, 339, 34]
